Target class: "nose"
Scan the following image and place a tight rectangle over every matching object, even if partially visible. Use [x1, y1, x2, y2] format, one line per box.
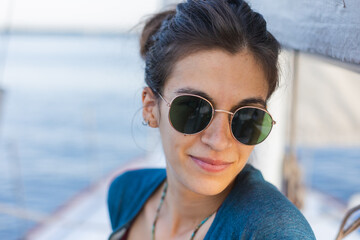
[200, 111, 233, 151]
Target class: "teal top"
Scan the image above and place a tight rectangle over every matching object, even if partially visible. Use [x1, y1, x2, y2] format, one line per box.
[107, 164, 316, 239]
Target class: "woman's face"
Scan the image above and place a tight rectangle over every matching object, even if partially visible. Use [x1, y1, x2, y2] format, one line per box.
[148, 49, 268, 196]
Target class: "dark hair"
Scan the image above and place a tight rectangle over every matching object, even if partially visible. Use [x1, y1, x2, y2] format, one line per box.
[140, 0, 280, 100]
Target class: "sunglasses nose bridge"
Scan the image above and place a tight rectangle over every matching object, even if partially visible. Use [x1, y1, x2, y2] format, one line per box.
[214, 109, 234, 122]
[213, 109, 234, 126]
[200, 108, 234, 150]
[214, 109, 234, 116]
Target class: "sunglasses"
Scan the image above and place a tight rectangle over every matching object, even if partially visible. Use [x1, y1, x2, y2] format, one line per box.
[157, 93, 276, 145]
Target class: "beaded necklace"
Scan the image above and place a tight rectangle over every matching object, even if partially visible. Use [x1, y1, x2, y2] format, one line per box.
[152, 181, 215, 240]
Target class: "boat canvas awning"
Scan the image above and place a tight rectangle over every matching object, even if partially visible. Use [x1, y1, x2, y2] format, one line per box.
[249, 0, 360, 65]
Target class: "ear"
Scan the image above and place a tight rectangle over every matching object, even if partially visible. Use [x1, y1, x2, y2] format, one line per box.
[142, 87, 159, 128]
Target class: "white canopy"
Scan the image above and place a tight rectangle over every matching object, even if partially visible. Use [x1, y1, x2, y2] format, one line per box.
[249, 0, 360, 65]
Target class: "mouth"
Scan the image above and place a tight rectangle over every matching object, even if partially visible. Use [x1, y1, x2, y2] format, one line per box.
[190, 155, 232, 173]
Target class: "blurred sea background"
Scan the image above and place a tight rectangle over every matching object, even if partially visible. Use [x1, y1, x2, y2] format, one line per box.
[0, 33, 150, 239]
[0, 33, 359, 240]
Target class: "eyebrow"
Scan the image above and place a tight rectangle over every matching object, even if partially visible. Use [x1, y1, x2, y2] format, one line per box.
[173, 87, 267, 110]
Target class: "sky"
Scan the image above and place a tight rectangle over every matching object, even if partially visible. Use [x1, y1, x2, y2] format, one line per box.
[0, 0, 162, 33]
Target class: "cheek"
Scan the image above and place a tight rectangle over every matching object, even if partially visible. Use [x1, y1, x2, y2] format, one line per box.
[158, 110, 182, 159]
[157, 103, 192, 154]
[235, 145, 255, 170]
[235, 144, 254, 158]
[159, 123, 199, 175]
[159, 128, 192, 161]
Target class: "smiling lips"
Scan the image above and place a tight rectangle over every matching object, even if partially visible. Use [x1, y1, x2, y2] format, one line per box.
[190, 155, 232, 173]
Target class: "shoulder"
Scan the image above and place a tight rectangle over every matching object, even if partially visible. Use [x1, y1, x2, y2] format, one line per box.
[108, 168, 166, 195]
[107, 168, 166, 230]
[213, 164, 315, 239]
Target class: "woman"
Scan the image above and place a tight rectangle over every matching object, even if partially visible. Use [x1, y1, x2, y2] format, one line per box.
[108, 0, 315, 239]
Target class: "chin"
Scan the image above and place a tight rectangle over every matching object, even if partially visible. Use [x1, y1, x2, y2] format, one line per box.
[184, 157, 243, 196]
[186, 174, 235, 196]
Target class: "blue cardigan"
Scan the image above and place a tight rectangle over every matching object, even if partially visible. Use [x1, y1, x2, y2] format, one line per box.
[108, 164, 315, 239]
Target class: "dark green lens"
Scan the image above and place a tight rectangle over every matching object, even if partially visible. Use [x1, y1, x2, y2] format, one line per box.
[231, 108, 273, 145]
[169, 95, 213, 134]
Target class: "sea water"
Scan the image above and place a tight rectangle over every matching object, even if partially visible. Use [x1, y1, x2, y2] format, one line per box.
[0, 33, 359, 240]
[0, 33, 148, 240]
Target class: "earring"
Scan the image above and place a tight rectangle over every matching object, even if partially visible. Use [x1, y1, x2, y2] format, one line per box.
[142, 119, 150, 126]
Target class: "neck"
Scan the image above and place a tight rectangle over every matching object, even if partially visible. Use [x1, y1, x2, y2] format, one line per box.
[161, 171, 233, 236]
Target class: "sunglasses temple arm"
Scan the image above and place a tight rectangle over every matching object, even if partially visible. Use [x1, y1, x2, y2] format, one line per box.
[156, 92, 171, 107]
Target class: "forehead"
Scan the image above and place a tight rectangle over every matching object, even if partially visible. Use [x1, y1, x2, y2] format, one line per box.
[163, 49, 268, 108]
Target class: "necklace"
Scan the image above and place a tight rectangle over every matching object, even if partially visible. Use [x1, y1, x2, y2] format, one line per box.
[152, 181, 215, 240]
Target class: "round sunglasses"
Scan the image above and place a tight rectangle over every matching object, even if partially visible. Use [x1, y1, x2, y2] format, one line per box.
[158, 93, 276, 145]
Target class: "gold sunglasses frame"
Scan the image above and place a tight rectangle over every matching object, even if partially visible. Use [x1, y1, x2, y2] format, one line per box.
[158, 93, 276, 145]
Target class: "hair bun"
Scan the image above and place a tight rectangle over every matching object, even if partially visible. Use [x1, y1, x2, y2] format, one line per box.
[140, 9, 176, 59]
